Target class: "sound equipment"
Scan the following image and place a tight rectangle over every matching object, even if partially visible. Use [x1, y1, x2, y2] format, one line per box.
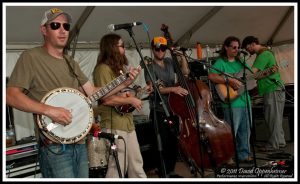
[254, 116, 291, 142]
[134, 115, 157, 172]
[6, 142, 41, 178]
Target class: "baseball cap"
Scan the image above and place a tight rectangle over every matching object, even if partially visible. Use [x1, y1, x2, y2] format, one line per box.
[41, 8, 72, 26]
[152, 37, 167, 47]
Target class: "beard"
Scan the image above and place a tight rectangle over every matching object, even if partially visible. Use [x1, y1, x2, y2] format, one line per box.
[154, 53, 165, 60]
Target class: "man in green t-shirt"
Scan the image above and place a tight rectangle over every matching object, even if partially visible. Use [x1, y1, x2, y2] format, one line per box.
[208, 36, 253, 164]
[242, 36, 286, 151]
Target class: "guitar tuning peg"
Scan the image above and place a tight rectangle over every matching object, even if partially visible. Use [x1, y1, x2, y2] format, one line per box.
[120, 70, 124, 75]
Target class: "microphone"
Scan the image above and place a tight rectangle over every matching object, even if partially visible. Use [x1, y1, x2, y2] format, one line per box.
[93, 130, 123, 142]
[107, 22, 143, 31]
[238, 49, 249, 56]
[177, 46, 189, 52]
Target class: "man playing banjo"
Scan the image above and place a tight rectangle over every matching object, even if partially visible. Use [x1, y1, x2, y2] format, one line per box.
[6, 8, 141, 178]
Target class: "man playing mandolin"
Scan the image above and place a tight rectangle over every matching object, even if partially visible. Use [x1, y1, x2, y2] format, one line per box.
[6, 8, 141, 178]
[93, 33, 147, 178]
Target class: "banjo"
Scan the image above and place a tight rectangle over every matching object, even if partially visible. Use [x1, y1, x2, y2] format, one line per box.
[37, 73, 128, 144]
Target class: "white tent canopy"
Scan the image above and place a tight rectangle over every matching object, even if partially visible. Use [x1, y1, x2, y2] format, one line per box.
[6, 4, 295, 48]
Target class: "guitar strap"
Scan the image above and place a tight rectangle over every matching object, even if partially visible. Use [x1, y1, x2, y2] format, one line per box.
[63, 55, 88, 97]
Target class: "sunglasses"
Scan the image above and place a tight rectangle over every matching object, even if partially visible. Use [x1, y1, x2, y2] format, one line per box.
[48, 22, 71, 31]
[154, 45, 167, 52]
[229, 45, 240, 50]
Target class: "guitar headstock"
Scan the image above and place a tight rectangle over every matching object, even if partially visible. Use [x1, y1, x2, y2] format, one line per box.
[160, 24, 173, 47]
[160, 24, 169, 33]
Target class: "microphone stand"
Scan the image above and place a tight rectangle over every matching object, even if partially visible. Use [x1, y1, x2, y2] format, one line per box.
[238, 55, 257, 168]
[109, 139, 123, 178]
[123, 27, 169, 178]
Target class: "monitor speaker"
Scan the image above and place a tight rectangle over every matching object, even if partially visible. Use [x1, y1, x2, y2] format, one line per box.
[254, 116, 291, 142]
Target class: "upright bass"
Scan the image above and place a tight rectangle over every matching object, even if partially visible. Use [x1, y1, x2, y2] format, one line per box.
[161, 24, 235, 169]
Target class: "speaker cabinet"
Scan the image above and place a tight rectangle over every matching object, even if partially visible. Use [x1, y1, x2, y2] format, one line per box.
[254, 116, 291, 142]
[134, 116, 157, 172]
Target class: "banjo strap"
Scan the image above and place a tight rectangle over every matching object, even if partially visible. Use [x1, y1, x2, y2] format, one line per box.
[63, 55, 88, 97]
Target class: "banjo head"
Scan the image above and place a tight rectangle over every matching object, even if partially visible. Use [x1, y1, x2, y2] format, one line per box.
[37, 87, 93, 144]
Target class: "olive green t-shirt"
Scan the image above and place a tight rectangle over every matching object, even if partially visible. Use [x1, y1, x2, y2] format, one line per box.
[7, 47, 88, 101]
[209, 58, 251, 108]
[252, 50, 283, 96]
[93, 63, 134, 132]
[7, 46, 89, 143]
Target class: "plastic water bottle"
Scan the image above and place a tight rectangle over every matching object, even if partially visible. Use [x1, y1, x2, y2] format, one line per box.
[6, 124, 16, 147]
[205, 45, 211, 58]
[196, 42, 202, 60]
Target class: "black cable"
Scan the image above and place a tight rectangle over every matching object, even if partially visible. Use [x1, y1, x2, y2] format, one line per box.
[271, 79, 294, 103]
[142, 23, 153, 60]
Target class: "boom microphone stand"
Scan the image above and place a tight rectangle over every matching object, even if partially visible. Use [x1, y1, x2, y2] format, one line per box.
[109, 139, 123, 178]
[123, 27, 170, 178]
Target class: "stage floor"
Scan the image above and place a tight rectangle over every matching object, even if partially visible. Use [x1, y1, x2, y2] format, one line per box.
[146, 141, 295, 179]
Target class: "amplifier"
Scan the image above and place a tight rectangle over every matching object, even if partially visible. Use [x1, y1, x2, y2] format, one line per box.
[134, 115, 157, 172]
[6, 142, 41, 178]
[254, 116, 291, 142]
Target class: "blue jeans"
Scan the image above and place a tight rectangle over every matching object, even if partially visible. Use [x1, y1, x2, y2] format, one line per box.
[223, 107, 252, 161]
[38, 143, 89, 178]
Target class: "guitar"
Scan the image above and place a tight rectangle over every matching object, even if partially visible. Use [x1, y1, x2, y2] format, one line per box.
[37, 73, 130, 144]
[215, 60, 289, 102]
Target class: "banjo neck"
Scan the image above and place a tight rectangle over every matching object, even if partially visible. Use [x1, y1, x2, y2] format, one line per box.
[88, 73, 128, 103]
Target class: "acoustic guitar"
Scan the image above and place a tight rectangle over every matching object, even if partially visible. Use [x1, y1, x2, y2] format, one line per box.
[215, 60, 288, 102]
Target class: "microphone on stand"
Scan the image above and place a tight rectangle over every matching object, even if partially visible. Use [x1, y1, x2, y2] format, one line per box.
[174, 46, 189, 52]
[168, 46, 190, 54]
[93, 130, 123, 142]
[107, 22, 143, 31]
